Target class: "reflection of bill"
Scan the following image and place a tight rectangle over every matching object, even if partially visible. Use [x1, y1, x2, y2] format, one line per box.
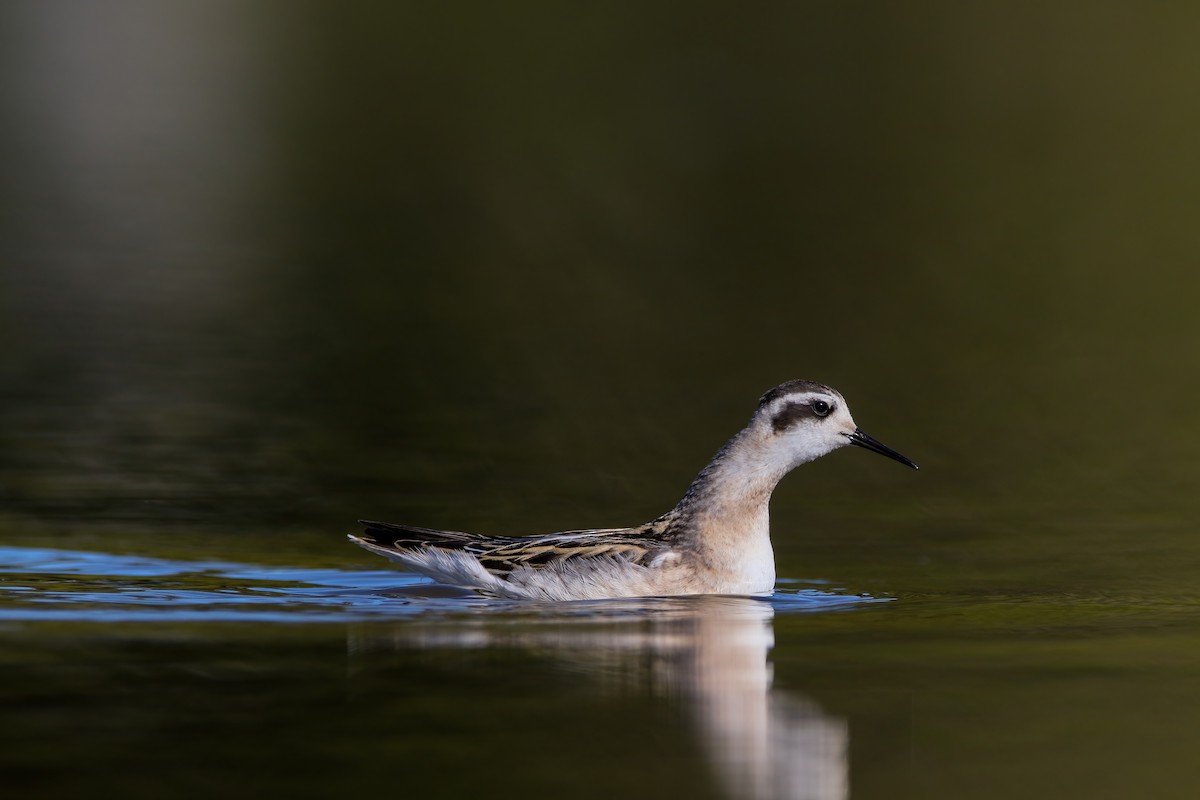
[349, 596, 847, 800]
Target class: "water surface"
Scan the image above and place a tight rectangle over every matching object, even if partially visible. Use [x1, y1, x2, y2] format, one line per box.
[5, 3, 1200, 799]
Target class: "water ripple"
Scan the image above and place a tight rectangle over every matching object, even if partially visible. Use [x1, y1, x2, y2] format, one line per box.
[0, 546, 888, 622]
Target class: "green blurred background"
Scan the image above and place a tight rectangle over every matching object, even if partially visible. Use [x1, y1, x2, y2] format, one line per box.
[3, 3, 1200, 798]
[4, 2, 1198, 574]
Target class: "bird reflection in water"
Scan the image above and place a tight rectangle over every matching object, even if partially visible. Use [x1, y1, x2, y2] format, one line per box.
[348, 595, 847, 800]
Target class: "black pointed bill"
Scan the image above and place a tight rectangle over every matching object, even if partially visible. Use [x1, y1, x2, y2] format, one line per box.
[845, 428, 918, 469]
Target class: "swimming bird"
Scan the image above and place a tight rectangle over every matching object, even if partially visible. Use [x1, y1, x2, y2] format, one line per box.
[350, 380, 916, 601]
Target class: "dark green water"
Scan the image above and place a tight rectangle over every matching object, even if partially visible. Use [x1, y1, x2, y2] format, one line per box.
[4, 3, 1200, 798]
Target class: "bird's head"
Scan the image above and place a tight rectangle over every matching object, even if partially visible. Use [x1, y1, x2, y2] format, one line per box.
[753, 380, 917, 471]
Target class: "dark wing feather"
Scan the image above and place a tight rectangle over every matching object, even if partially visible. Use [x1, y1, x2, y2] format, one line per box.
[357, 520, 497, 550]
[355, 519, 672, 575]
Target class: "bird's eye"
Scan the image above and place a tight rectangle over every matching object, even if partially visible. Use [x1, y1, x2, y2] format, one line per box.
[811, 400, 831, 417]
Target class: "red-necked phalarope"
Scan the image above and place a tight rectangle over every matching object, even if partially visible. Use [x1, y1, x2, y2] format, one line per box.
[350, 380, 917, 600]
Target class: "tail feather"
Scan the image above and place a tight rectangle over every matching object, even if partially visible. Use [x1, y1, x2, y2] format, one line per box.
[355, 519, 488, 552]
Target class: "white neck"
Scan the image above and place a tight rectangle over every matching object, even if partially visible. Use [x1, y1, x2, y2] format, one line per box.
[671, 426, 796, 593]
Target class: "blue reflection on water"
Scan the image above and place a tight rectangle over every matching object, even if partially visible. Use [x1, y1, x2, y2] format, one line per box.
[0, 546, 889, 623]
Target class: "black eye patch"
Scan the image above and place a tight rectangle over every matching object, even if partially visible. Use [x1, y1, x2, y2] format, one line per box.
[771, 401, 828, 432]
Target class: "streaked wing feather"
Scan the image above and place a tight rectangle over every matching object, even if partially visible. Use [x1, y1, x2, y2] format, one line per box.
[356, 519, 669, 575]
